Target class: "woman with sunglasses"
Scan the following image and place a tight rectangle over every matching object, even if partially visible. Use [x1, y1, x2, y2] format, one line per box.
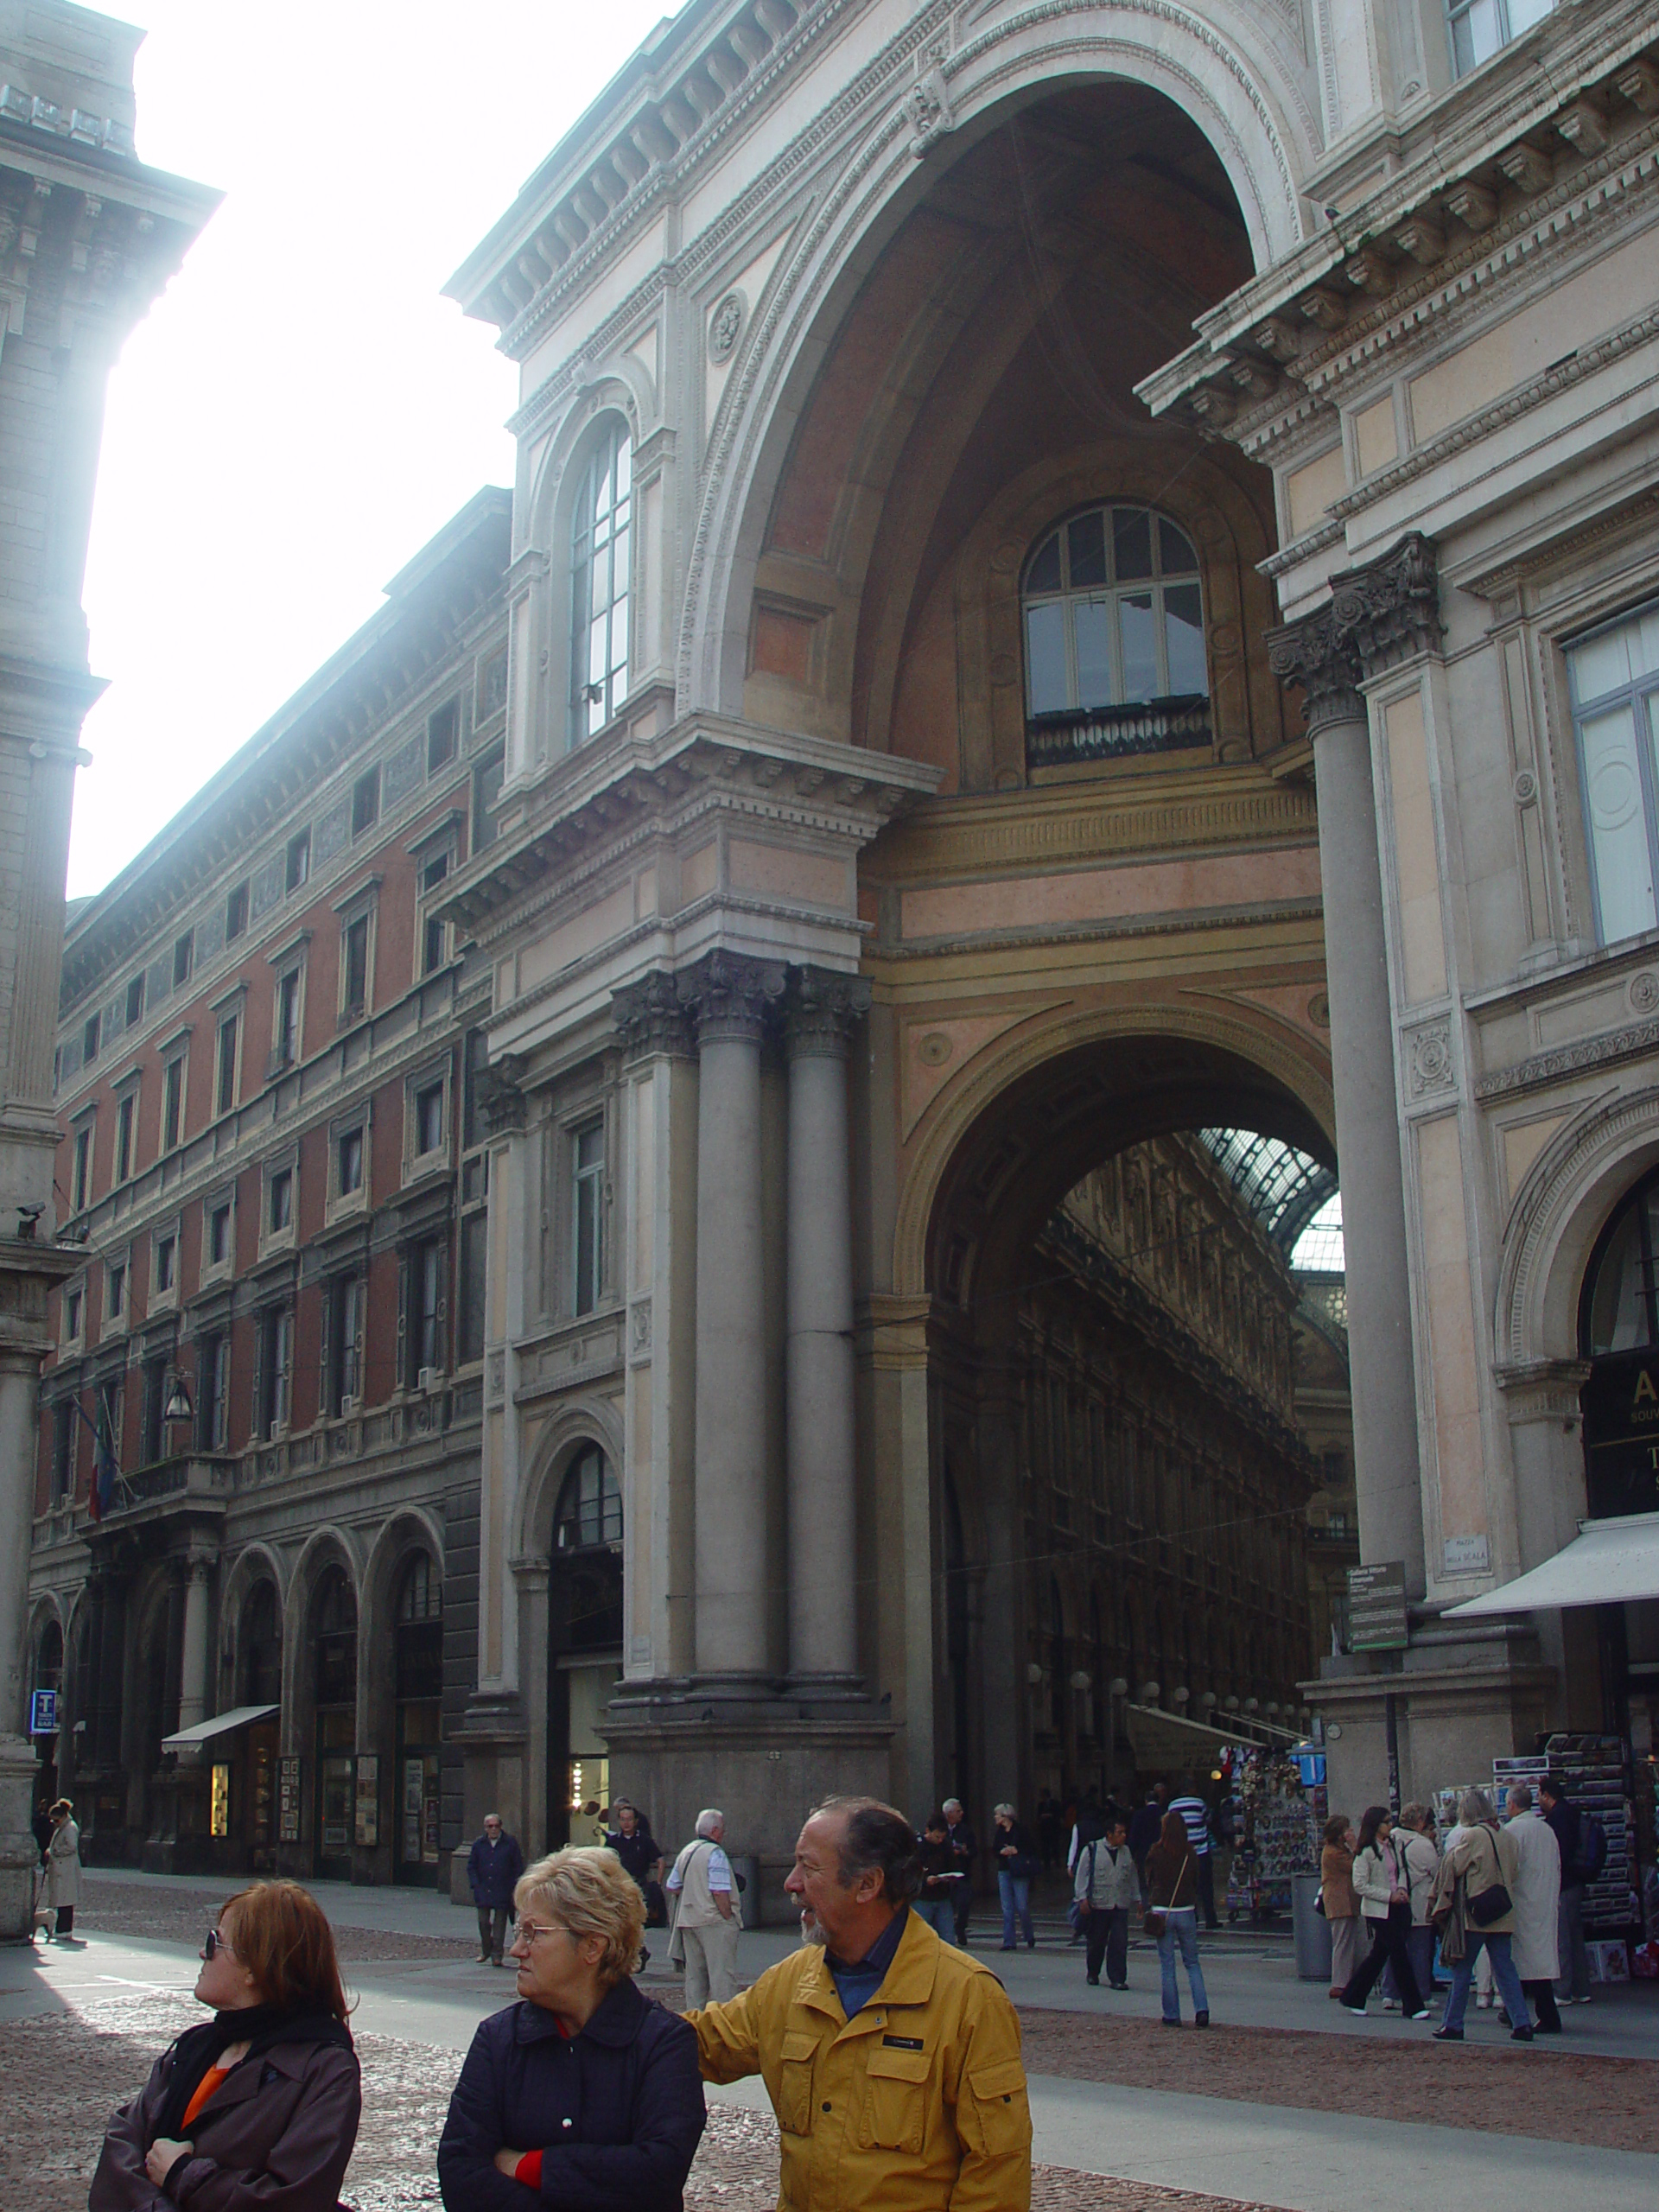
[90, 1878, 359, 2210]
[438, 1845, 706, 2209]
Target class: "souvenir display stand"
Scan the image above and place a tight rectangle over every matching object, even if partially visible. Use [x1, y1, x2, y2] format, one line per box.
[1222, 1745, 1325, 1923]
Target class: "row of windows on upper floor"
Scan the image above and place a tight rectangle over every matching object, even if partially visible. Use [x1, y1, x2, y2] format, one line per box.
[58, 802, 507, 1220]
[60, 677, 508, 1092]
[57, 1097, 607, 1358]
[48, 1224, 483, 1485]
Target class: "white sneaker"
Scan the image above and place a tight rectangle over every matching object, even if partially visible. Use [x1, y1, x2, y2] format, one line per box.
[1382, 1999, 1400, 2012]
[1476, 1994, 1493, 2009]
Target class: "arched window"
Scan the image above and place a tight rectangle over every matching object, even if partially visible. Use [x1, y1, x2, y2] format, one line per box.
[1022, 504, 1207, 763]
[1581, 1168, 1659, 1355]
[397, 1550, 441, 1623]
[311, 1565, 357, 1707]
[555, 1445, 622, 1551]
[569, 421, 632, 746]
[240, 1580, 281, 1706]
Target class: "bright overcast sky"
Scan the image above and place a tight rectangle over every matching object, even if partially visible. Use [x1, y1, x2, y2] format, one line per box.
[70, 0, 685, 899]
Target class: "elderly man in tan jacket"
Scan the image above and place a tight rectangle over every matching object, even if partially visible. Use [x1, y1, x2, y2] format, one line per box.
[690, 1796, 1032, 2212]
[667, 1806, 742, 2005]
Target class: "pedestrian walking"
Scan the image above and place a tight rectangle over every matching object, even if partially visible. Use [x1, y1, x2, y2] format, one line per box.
[1503, 1784, 1562, 2033]
[690, 1796, 1033, 2209]
[1431, 1789, 1534, 2042]
[1167, 1779, 1218, 1929]
[1395, 1802, 1441, 2007]
[1339, 1806, 1428, 2018]
[1145, 1808, 1209, 2025]
[467, 1812, 524, 1966]
[1128, 1783, 1167, 1903]
[1074, 1811, 1136, 1987]
[942, 1796, 976, 1946]
[1537, 1777, 1592, 2004]
[89, 1878, 360, 2212]
[438, 1846, 705, 2210]
[665, 1808, 743, 2007]
[914, 1812, 963, 1942]
[606, 1799, 666, 1961]
[1320, 1815, 1363, 1999]
[994, 1803, 1038, 1950]
[44, 1797, 80, 1942]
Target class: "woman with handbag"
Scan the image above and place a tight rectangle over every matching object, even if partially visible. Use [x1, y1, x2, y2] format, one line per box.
[1338, 1806, 1428, 2018]
[993, 1802, 1038, 1950]
[1432, 1789, 1534, 2041]
[1145, 1809, 1209, 2025]
[1319, 1815, 1362, 1999]
[90, 1878, 360, 2210]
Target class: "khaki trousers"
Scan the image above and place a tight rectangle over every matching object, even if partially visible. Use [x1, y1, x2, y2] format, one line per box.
[681, 1916, 741, 2007]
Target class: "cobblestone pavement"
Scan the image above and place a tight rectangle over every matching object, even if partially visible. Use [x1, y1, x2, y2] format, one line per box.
[1014, 2007, 1659, 2152]
[3, 1993, 1274, 2212]
[72, 1880, 474, 1962]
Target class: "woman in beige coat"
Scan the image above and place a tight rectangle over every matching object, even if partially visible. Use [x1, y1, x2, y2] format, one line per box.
[44, 1796, 80, 1941]
[1320, 1815, 1362, 1998]
[1433, 1789, 1533, 2041]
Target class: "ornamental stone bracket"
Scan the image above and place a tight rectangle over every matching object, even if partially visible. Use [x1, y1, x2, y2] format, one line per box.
[1492, 1357, 1591, 1425]
[1266, 533, 1444, 733]
[477, 1052, 529, 1137]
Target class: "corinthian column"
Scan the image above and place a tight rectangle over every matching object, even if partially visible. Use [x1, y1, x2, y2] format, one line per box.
[683, 952, 784, 1677]
[176, 1559, 214, 1736]
[1268, 537, 1442, 1599]
[785, 969, 870, 1682]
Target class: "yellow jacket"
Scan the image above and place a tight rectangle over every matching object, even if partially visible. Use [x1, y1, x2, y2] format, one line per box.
[690, 1905, 1032, 2212]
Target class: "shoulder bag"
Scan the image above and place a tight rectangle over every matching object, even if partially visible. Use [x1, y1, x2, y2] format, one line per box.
[1143, 1850, 1191, 1939]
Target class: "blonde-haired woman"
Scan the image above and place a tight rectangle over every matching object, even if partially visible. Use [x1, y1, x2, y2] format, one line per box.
[438, 1844, 705, 2209]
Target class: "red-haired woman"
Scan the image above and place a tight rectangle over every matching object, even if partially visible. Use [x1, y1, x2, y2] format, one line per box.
[90, 1878, 361, 2211]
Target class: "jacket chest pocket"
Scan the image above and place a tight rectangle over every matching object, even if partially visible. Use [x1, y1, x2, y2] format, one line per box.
[777, 2031, 817, 2138]
[861, 2043, 928, 2155]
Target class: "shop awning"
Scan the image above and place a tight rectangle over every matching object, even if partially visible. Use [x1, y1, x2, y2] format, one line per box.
[162, 1703, 279, 1751]
[1122, 1702, 1298, 1766]
[1444, 1512, 1659, 1617]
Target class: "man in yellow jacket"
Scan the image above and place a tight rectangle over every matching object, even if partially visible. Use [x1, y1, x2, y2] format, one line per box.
[689, 1796, 1032, 2211]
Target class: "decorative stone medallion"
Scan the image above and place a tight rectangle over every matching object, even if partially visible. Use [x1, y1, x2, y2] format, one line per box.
[918, 1031, 953, 1068]
[1630, 970, 1659, 1014]
[709, 289, 746, 363]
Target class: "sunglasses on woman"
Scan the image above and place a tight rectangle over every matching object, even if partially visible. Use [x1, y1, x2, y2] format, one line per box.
[203, 1927, 235, 1961]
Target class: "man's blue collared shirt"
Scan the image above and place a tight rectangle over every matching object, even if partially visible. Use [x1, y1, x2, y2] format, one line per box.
[824, 1905, 909, 2018]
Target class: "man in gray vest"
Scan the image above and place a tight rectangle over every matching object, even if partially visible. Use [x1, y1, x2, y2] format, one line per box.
[667, 1806, 741, 2005]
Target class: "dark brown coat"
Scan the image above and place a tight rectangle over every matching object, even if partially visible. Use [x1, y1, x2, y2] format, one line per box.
[89, 2034, 360, 2212]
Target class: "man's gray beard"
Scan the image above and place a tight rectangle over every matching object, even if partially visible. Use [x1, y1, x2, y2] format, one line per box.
[798, 1916, 828, 1949]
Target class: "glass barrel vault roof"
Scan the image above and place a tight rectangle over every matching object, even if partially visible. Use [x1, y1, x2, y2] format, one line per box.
[1198, 1128, 1340, 1266]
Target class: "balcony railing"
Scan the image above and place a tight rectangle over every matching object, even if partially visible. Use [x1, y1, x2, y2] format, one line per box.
[1026, 695, 1211, 770]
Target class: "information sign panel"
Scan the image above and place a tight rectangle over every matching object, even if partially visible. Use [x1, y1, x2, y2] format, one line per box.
[1347, 1560, 1408, 1651]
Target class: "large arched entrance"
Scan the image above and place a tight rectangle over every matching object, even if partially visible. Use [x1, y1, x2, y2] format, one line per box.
[916, 1028, 1345, 1821]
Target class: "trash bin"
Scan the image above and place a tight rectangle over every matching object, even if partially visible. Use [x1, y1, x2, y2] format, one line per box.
[1292, 1872, 1332, 1982]
[731, 1853, 762, 1929]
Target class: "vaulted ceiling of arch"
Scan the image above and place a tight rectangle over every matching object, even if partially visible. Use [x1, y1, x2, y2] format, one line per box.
[747, 84, 1264, 765]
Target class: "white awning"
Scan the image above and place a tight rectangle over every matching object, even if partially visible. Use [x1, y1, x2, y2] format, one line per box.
[162, 1703, 279, 1751]
[1444, 1513, 1659, 1617]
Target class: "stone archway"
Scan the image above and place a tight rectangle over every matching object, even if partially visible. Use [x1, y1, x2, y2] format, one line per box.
[887, 1015, 1336, 1819]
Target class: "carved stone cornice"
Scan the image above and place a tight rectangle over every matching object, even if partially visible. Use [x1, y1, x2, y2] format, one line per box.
[1267, 533, 1443, 733]
[679, 950, 785, 1047]
[785, 967, 871, 1060]
[612, 969, 694, 1061]
[1474, 1014, 1659, 1101]
[478, 1052, 529, 1137]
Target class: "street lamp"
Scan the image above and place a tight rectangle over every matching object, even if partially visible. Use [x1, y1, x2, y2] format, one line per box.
[162, 1370, 194, 1428]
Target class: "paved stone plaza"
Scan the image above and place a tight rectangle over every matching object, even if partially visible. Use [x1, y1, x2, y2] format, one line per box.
[1, 1871, 1654, 2212]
